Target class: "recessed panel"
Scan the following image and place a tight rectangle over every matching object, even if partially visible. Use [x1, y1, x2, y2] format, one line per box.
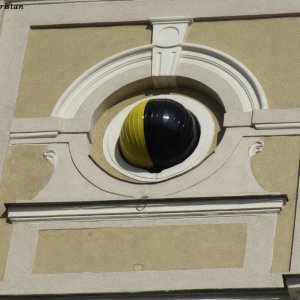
[33, 224, 247, 274]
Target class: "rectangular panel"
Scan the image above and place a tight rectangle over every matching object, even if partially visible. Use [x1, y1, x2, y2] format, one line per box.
[33, 224, 246, 273]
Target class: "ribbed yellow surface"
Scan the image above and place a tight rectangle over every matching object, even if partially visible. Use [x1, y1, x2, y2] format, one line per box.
[119, 100, 153, 169]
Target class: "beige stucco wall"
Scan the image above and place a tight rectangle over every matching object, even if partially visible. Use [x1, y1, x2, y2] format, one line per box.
[0, 145, 53, 203]
[0, 145, 53, 279]
[16, 18, 300, 117]
[33, 224, 246, 274]
[187, 17, 300, 109]
[4, 16, 300, 281]
[251, 136, 300, 272]
[15, 25, 151, 118]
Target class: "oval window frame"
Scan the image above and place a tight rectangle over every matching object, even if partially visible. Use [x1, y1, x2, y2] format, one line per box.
[103, 94, 215, 182]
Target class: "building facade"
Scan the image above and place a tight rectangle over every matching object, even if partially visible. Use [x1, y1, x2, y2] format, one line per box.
[0, 0, 300, 299]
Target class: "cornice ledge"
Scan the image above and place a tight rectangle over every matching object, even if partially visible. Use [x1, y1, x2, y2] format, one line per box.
[284, 274, 300, 300]
[6, 195, 286, 224]
[149, 16, 193, 25]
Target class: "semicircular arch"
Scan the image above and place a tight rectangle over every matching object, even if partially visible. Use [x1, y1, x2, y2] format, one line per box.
[51, 44, 268, 121]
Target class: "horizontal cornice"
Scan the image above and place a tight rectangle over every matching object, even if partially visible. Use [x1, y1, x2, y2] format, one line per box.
[6, 195, 286, 223]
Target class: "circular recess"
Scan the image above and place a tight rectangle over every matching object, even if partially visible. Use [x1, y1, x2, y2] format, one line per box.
[158, 27, 180, 46]
[103, 94, 215, 182]
[119, 99, 200, 173]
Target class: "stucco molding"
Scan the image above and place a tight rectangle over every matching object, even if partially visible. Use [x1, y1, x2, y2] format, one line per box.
[64, 132, 270, 198]
[285, 275, 300, 300]
[252, 108, 300, 124]
[51, 42, 268, 120]
[290, 172, 300, 273]
[10, 131, 58, 139]
[10, 107, 300, 135]
[150, 16, 192, 88]
[51, 45, 152, 119]
[255, 123, 300, 130]
[10, 117, 91, 135]
[180, 44, 268, 111]
[33, 143, 123, 201]
[225, 108, 300, 128]
[8, 0, 300, 20]
[1, 0, 300, 184]
[6, 195, 286, 223]
[249, 140, 264, 157]
[12, 133, 278, 201]
[43, 150, 56, 165]
[1, 215, 283, 294]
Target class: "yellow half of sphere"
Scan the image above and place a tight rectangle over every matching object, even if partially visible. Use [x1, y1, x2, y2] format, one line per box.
[119, 100, 153, 170]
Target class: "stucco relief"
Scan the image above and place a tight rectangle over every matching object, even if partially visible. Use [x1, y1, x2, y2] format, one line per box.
[2, 8, 300, 296]
[14, 17, 275, 201]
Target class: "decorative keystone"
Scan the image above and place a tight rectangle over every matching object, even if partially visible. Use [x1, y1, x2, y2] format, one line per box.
[150, 17, 193, 87]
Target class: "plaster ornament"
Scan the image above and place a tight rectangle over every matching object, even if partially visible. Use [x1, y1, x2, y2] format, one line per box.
[249, 141, 264, 157]
[43, 150, 56, 165]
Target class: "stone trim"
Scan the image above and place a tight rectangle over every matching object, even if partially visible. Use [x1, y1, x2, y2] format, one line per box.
[255, 123, 300, 130]
[8, 0, 300, 20]
[0, 214, 284, 294]
[290, 170, 300, 272]
[6, 195, 286, 223]
[51, 42, 267, 119]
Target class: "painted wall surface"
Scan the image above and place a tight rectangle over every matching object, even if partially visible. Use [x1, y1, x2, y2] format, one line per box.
[1, 9, 300, 293]
[15, 17, 300, 119]
[15, 26, 151, 118]
[33, 224, 246, 273]
[0, 145, 53, 279]
[251, 136, 300, 272]
[0, 145, 53, 203]
[187, 17, 300, 109]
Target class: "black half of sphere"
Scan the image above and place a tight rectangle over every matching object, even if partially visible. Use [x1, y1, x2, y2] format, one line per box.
[144, 99, 201, 172]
